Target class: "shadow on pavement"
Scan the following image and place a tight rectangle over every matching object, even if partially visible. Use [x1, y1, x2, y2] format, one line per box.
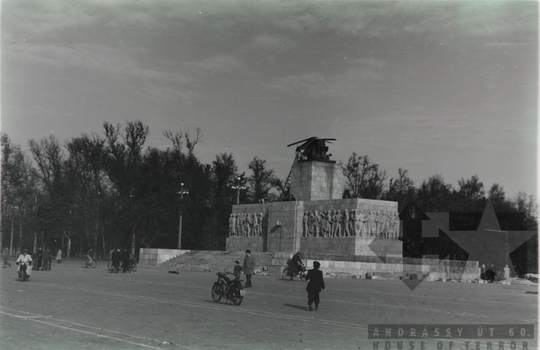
[283, 303, 309, 311]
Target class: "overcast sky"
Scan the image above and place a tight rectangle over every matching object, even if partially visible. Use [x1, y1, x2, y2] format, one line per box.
[2, 0, 538, 198]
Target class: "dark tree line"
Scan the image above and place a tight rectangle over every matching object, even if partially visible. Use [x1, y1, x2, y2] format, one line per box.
[341, 153, 538, 272]
[1, 123, 537, 265]
[1, 121, 282, 259]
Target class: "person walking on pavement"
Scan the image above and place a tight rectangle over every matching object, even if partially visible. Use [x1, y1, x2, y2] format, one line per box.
[243, 250, 256, 288]
[111, 248, 122, 272]
[43, 247, 52, 271]
[3, 247, 11, 268]
[56, 248, 62, 263]
[121, 248, 130, 272]
[306, 261, 325, 311]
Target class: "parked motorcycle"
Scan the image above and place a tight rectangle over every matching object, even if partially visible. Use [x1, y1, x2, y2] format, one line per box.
[282, 264, 307, 281]
[18, 262, 29, 282]
[211, 269, 245, 306]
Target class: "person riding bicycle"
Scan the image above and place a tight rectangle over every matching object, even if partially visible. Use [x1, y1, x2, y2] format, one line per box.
[85, 249, 94, 264]
[289, 251, 304, 276]
[16, 249, 33, 279]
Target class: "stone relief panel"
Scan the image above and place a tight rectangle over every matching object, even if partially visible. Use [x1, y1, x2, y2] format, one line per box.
[302, 209, 399, 239]
[229, 213, 264, 237]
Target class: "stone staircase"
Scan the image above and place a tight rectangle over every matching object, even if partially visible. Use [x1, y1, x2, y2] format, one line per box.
[159, 250, 274, 273]
[142, 249, 480, 282]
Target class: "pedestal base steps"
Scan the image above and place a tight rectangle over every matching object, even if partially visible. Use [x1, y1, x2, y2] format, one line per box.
[140, 249, 273, 273]
[272, 252, 480, 281]
[140, 249, 480, 282]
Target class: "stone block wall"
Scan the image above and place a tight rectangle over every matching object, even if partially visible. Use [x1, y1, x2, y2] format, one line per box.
[227, 196, 400, 258]
[226, 237, 264, 252]
[267, 201, 304, 253]
[301, 237, 356, 256]
[290, 161, 345, 201]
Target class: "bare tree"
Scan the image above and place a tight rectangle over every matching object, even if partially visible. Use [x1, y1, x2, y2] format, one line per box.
[341, 153, 387, 199]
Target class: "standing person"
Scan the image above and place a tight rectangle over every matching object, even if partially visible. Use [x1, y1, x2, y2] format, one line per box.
[306, 261, 325, 311]
[3, 247, 11, 268]
[243, 250, 256, 288]
[111, 248, 121, 272]
[56, 248, 62, 263]
[16, 249, 33, 280]
[121, 248, 130, 273]
[233, 260, 243, 280]
[503, 265, 511, 285]
[43, 247, 51, 271]
[108, 247, 115, 269]
[38, 248, 43, 270]
[33, 250, 41, 270]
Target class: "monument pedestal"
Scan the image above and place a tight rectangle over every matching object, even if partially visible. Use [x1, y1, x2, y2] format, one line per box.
[225, 160, 402, 260]
[300, 236, 402, 259]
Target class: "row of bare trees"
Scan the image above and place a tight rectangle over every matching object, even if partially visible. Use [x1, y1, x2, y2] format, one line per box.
[1, 122, 536, 260]
[341, 152, 537, 224]
[1, 121, 282, 259]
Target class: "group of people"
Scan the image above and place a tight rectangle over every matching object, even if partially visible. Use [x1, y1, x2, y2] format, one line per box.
[109, 248, 132, 273]
[235, 249, 325, 311]
[31, 247, 55, 271]
[3, 247, 61, 271]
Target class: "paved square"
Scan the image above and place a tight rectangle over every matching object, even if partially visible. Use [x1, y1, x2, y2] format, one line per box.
[1, 260, 537, 349]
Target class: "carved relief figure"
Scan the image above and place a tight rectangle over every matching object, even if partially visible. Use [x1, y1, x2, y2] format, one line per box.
[238, 213, 245, 237]
[381, 212, 389, 239]
[237, 213, 242, 237]
[377, 211, 383, 237]
[350, 209, 357, 236]
[357, 209, 366, 237]
[258, 213, 264, 237]
[343, 209, 350, 237]
[303, 212, 309, 237]
[328, 210, 335, 237]
[321, 211, 331, 237]
[252, 213, 259, 237]
[246, 213, 253, 237]
[314, 210, 320, 237]
[229, 214, 235, 237]
[374, 211, 381, 237]
[336, 210, 344, 237]
[307, 211, 315, 237]
[366, 210, 374, 237]
[391, 212, 399, 239]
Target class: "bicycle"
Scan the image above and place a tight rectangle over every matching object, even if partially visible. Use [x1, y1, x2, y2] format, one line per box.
[282, 264, 307, 281]
[81, 256, 97, 268]
[127, 259, 137, 273]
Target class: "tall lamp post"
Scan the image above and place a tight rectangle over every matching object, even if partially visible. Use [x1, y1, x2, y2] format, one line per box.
[178, 183, 189, 249]
[232, 176, 246, 205]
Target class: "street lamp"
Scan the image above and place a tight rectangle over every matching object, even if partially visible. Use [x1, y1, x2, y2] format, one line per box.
[178, 183, 189, 249]
[232, 176, 246, 205]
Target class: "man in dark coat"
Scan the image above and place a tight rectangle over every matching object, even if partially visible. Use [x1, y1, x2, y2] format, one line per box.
[306, 261, 325, 311]
[43, 247, 51, 271]
[111, 249, 122, 272]
[289, 251, 303, 276]
[243, 250, 256, 288]
[121, 248, 130, 273]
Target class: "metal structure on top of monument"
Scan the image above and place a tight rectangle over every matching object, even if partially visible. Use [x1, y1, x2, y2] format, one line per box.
[281, 137, 336, 200]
